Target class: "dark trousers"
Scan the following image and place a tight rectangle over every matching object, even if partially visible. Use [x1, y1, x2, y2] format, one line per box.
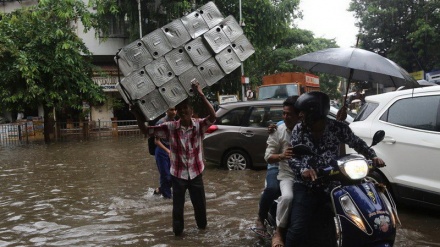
[258, 167, 280, 222]
[155, 146, 172, 198]
[285, 183, 335, 247]
[171, 174, 207, 236]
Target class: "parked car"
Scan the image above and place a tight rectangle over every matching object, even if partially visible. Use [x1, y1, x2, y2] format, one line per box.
[417, 79, 439, 87]
[203, 99, 352, 170]
[346, 86, 440, 210]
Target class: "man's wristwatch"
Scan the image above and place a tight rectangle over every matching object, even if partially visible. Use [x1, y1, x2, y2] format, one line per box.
[279, 154, 284, 161]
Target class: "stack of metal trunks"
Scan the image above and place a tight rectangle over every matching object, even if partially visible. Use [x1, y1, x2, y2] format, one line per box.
[115, 1, 255, 120]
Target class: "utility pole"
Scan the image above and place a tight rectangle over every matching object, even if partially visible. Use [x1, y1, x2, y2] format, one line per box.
[137, 0, 142, 39]
[239, 0, 246, 101]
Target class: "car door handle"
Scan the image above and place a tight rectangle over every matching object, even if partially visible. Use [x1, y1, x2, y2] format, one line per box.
[383, 137, 396, 144]
[241, 130, 254, 137]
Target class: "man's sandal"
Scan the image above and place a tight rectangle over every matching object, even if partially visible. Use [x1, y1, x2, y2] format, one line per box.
[153, 187, 161, 195]
[250, 227, 271, 239]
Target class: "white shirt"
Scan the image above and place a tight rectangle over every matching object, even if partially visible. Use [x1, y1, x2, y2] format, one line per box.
[264, 123, 295, 181]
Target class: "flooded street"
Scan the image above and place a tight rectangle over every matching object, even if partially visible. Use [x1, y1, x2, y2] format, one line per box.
[1, 137, 439, 246]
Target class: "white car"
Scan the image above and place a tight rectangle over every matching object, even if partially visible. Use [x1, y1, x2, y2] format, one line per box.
[347, 86, 440, 210]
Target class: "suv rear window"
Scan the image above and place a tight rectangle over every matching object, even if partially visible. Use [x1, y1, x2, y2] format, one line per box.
[353, 102, 379, 122]
[380, 95, 440, 131]
[246, 106, 283, 127]
[217, 107, 247, 126]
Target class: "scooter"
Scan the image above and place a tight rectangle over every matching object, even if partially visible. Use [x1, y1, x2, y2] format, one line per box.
[264, 130, 400, 246]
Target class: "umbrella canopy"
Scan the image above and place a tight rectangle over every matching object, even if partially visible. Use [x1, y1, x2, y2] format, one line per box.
[288, 48, 419, 89]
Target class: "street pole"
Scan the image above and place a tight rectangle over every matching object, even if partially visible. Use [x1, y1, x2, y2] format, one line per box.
[239, 0, 246, 101]
[137, 0, 142, 39]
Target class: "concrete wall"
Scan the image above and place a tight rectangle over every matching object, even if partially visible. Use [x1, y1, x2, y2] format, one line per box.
[1, 0, 128, 122]
[90, 101, 114, 121]
[1, 0, 127, 56]
[76, 22, 126, 56]
[0, 0, 38, 13]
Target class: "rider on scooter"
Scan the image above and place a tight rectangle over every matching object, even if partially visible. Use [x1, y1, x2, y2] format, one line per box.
[285, 91, 385, 247]
[264, 96, 299, 247]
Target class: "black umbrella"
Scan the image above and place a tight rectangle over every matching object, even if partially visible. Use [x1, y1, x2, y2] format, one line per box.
[288, 48, 419, 90]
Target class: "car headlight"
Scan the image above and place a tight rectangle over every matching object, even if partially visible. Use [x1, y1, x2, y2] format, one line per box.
[339, 159, 369, 180]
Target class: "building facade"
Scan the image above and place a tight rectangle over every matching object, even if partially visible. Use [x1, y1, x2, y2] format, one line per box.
[1, 0, 130, 122]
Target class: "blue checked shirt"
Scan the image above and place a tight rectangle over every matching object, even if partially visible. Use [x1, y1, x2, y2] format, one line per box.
[289, 119, 377, 189]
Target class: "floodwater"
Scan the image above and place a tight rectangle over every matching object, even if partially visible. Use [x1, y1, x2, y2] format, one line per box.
[1, 137, 439, 247]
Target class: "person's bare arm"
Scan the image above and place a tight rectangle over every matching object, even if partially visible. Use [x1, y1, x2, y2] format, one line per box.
[267, 123, 278, 134]
[192, 81, 216, 123]
[266, 146, 293, 164]
[130, 105, 149, 137]
[155, 137, 170, 155]
[336, 106, 348, 121]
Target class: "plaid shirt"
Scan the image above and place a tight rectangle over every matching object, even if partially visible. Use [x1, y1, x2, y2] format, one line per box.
[148, 117, 213, 180]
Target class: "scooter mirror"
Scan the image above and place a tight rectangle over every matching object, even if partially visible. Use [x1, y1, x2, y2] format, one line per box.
[292, 144, 315, 156]
[371, 130, 385, 147]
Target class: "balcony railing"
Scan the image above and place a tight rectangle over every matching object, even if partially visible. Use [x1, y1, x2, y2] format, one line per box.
[0, 120, 143, 145]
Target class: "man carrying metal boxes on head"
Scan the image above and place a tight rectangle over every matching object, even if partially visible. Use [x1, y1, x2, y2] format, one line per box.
[131, 82, 216, 236]
[114, 1, 255, 237]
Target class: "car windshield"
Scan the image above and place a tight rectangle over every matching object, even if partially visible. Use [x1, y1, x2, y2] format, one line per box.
[328, 106, 354, 123]
[354, 102, 379, 122]
[258, 84, 299, 100]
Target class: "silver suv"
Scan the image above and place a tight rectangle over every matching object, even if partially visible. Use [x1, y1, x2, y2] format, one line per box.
[203, 99, 351, 170]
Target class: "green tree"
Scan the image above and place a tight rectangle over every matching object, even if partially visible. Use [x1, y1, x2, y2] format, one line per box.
[349, 0, 440, 73]
[251, 28, 340, 99]
[293, 37, 341, 100]
[0, 0, 105, 143]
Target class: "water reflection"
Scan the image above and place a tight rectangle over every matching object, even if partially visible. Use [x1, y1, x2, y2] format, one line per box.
[0, 137, 439, 246]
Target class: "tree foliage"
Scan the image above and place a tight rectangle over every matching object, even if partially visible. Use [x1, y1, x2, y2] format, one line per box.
[298, 38, 341, 100]
[0, 0, 105, 142]
[349, 0, 440, 72]
[246, 28, 341, 99]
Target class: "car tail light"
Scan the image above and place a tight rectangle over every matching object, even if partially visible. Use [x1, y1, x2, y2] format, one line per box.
[205, 125, 218, 134]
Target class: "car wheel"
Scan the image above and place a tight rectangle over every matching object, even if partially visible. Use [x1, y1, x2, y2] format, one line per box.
[223, 150, 250, 170]
[368, 170, 395, 193]
[368, 170, 399, 203]
[368, 170, 388, 185]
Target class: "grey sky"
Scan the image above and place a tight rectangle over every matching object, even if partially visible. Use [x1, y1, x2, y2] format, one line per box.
[296, 0, 358, 48]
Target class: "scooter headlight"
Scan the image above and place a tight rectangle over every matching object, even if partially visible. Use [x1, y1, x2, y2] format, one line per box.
[339, 159, 369, 180]
[340, 195, 367, 232]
